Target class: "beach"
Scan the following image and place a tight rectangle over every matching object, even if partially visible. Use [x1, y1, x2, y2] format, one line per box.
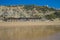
[0, 21, 60, 40]
[0, 21, 60, 27]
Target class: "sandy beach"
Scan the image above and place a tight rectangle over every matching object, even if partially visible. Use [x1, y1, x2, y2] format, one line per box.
[0, 21, 60, 27]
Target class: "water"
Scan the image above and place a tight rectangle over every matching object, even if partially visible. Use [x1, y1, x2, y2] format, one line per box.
[38, 32, 60, 40]
[0, 25, 60, 40]
[18, 32, 60, 40]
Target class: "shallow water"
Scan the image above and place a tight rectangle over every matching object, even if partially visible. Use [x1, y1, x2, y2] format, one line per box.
[37, 32, 60, 40]
[0, 25, 60, 40]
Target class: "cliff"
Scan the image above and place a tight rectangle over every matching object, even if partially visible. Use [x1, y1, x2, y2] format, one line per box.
[0, 5, 60, 22]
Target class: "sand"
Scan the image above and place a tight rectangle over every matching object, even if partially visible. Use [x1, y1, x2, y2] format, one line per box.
[0, 21, 60, 27]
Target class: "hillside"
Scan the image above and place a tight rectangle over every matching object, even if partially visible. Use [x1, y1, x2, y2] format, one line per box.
[0, 5, 60, 22]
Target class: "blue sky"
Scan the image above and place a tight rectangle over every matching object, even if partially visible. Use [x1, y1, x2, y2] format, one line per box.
[0, 0, 60, 8]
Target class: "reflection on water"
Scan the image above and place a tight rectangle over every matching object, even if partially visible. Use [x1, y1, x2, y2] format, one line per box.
[0, 25, 60, 40]
[37, 32, 60, 40]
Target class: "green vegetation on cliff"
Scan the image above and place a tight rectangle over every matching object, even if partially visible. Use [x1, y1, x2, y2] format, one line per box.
[0, 5, 60, 21]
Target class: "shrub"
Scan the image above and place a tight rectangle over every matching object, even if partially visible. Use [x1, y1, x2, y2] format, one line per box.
[54, 12, 60, 18]
[45, 13, 56, 20]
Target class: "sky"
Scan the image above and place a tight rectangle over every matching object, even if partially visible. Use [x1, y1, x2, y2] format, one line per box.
[0, 0, 60, 8]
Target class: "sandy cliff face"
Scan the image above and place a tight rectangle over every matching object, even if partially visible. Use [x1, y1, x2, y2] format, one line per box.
[0, 6, 55, 18]
[0, 5, 60, 22]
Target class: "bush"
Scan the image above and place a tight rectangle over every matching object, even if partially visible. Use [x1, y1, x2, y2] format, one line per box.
[45, 13, 56, 20]
[54, 12, 60, 18]
[24, 5, 35, 10]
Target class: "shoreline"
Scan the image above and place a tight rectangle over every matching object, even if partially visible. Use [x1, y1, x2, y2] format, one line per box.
[0, 21, 60, 27]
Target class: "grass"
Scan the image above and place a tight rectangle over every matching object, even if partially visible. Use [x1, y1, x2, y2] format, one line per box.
[0, 25, 60, 40]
